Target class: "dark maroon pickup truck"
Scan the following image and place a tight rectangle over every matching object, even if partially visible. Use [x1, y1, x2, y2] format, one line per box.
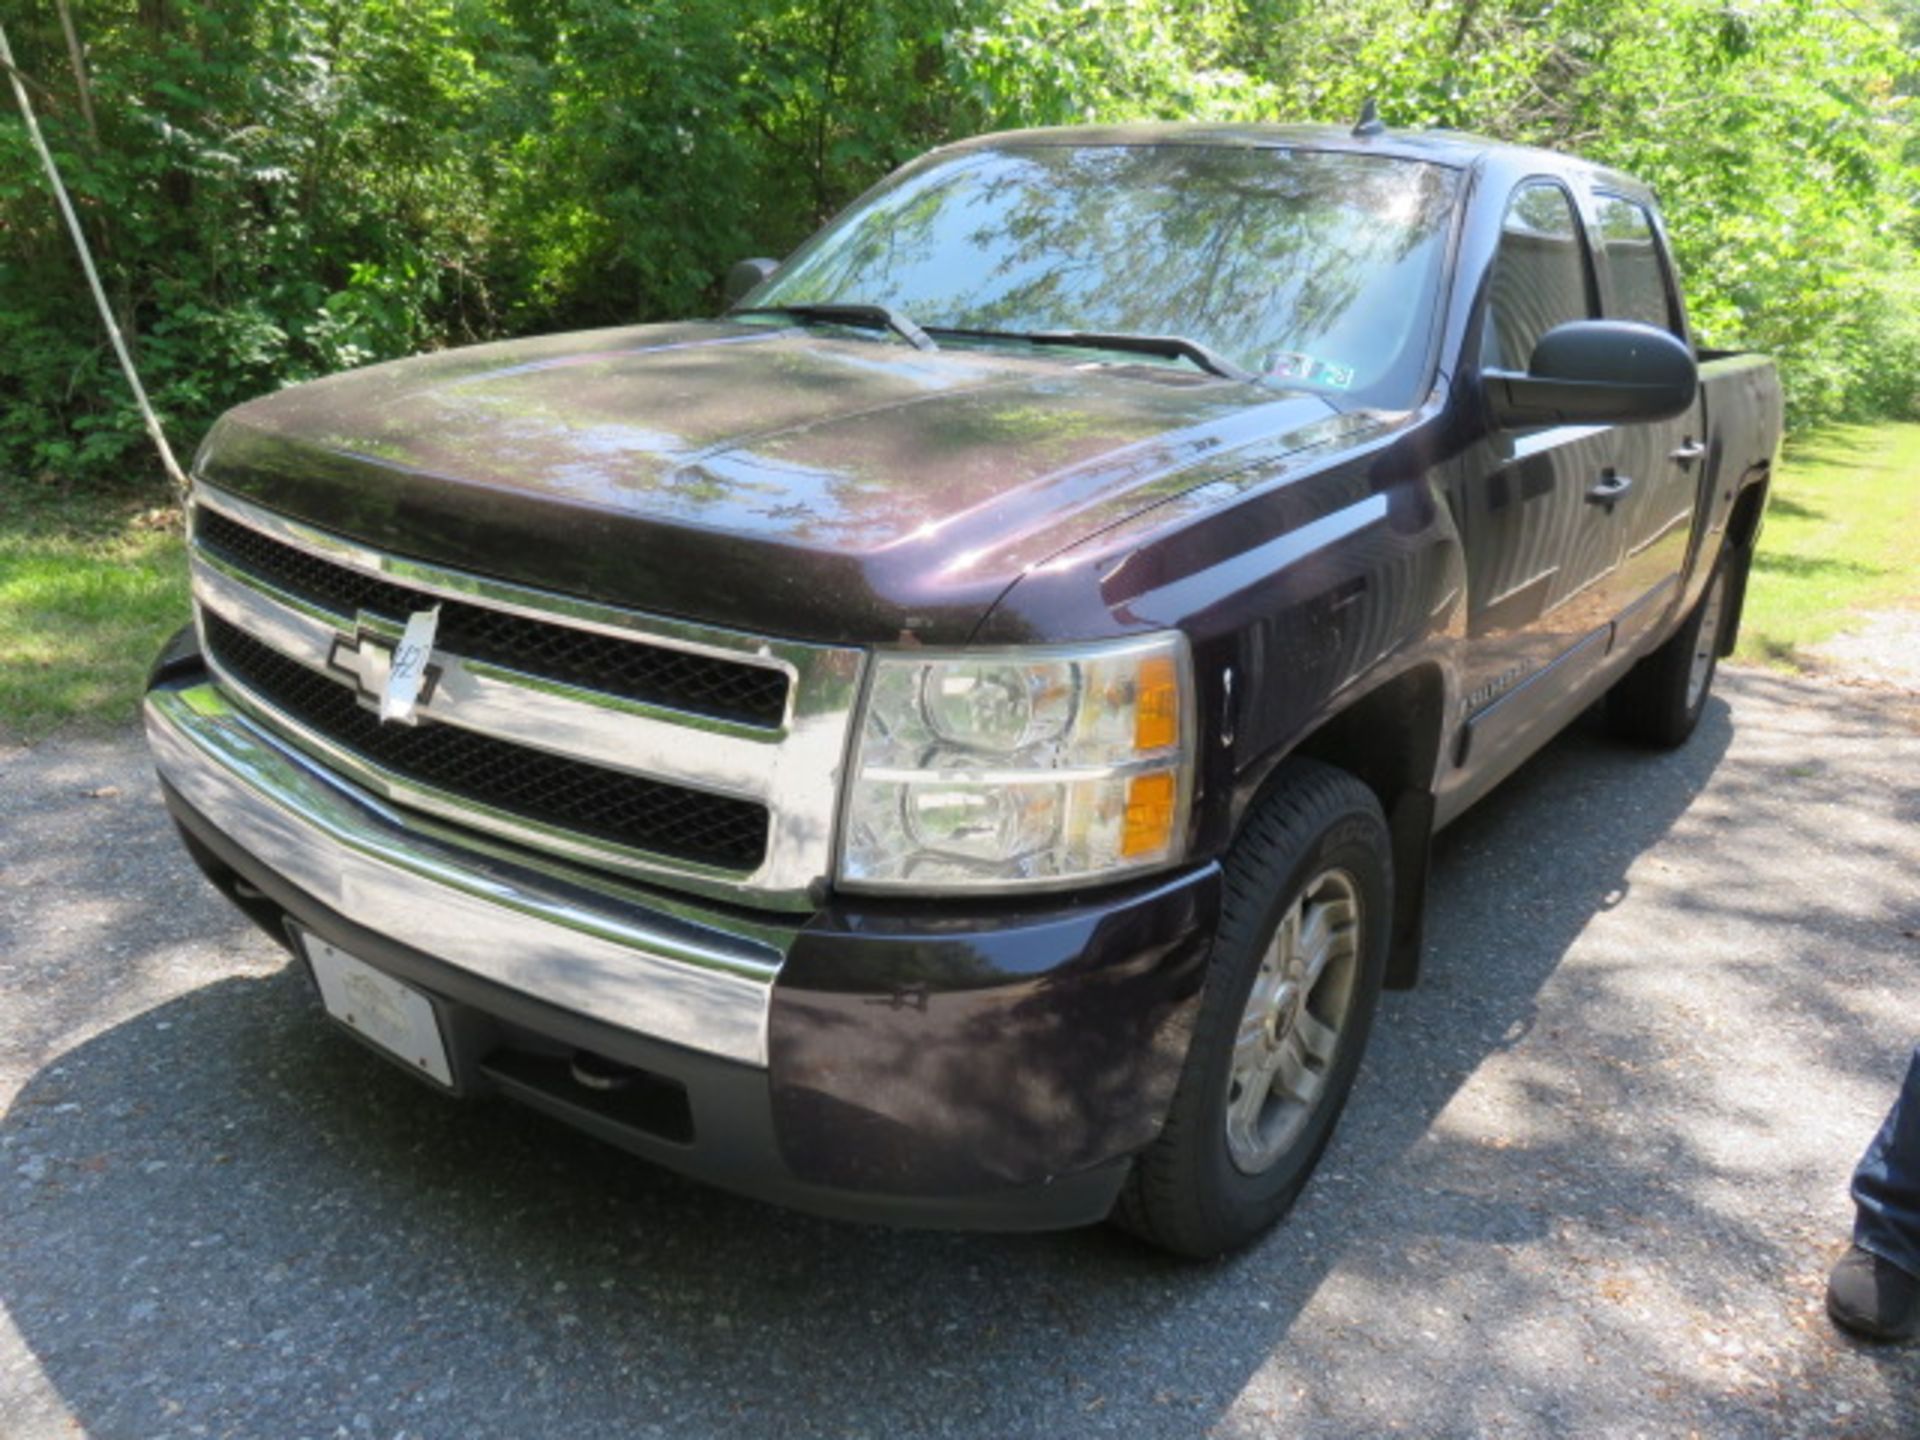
[147, 121, 1781, 1256]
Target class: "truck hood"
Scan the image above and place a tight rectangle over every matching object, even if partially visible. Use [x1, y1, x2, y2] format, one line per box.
[197, 320, 1350, 644]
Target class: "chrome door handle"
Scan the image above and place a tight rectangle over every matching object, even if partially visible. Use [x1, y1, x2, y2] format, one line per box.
[1669, 439, 1707, 465]
[1586, 471, 1634, 509]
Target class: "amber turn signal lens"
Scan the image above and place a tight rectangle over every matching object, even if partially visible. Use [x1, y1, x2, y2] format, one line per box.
[1133, 654, 1179, 752]
[1121, 770, 1178, 857]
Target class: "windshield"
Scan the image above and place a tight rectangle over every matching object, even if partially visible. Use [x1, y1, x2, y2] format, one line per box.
[748, 144, 1461, 407]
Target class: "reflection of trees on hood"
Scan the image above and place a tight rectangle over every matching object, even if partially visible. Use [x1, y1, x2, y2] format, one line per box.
[769, 147, 1458, 383]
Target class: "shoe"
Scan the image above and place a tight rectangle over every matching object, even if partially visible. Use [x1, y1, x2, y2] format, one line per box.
[1827, 1244, 1920, 1342]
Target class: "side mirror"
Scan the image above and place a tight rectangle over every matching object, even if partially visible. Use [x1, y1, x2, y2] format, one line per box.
[1484, 319, 1697, 428]
[724, 258, 779, 307]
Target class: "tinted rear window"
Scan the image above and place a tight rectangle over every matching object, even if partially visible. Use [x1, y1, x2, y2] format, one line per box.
[1595, 195, 1680, 335]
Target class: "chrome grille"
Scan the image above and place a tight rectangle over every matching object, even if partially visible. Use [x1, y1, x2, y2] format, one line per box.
[202, 613, 770, 869]
[196, 508, 791, 727]
[186, 484, 864, 910]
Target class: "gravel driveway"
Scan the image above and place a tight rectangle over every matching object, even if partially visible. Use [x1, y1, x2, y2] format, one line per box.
[3, 667, 1917, 1439]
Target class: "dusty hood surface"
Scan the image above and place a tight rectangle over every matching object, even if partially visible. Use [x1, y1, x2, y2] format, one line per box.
[198, 320, 1344, 643]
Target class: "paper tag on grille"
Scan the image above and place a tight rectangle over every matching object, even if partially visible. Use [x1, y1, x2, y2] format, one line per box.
[381, 605, 442, 723]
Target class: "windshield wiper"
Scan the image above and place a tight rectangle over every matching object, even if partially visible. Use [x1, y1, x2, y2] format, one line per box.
[934, 328, 1254, 382]
[729, 302, 937, 353]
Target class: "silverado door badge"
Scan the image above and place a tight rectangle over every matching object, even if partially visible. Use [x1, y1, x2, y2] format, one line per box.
[326, 606, 444, 724]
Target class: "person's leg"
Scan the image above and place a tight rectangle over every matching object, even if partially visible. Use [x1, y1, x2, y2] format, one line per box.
[1829, 1046, 1920, 1342]
[1855, 1046, 1920, 1275]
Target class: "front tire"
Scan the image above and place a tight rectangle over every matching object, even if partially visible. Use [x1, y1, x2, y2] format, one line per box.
[1113, 760, 1390, 1258]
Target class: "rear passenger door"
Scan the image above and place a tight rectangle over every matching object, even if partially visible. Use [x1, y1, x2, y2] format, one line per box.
[1455, 179, 1627, 766]
[1591, 193, 1705, 651]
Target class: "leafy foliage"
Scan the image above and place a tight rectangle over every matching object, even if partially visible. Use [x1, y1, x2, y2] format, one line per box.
[2, 0, 1914, 495]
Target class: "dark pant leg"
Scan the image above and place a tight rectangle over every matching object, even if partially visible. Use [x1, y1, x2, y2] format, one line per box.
[1853, 1044, 1920, 1278]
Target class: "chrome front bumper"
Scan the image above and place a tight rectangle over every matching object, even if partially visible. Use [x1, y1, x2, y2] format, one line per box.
[146, 680, 798, 1066]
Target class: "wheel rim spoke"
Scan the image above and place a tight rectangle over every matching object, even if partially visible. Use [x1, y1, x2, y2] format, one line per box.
[1223, 865, 1364, 1176]
[1317, 895, 1357, 933]
[1297, 906, 1333, 983]
[1226, 1063, 1271, 1158]
[1272, 1035, 1325, 1106]
[1233, 1015, 1268, 1071]
[1295, 1009, 1340, 1065]
[1270, 903, 1301, 970]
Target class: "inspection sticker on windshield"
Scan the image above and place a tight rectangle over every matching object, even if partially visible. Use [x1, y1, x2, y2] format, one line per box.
[1265, 352, 1355, 389]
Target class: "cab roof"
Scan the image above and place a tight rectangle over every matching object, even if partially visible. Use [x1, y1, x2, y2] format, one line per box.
[940, 122, 1653, 203]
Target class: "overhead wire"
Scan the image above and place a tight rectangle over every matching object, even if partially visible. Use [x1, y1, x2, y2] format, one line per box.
[0, 19, 189, 501]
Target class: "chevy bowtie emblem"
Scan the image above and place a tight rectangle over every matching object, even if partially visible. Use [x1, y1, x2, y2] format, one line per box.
[326, 606, 444, 724]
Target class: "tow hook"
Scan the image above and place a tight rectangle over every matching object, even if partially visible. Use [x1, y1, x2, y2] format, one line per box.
[568, 1050, 638, 1092]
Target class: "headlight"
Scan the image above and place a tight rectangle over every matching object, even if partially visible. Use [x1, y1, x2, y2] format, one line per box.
[837, 633, 1194, 893]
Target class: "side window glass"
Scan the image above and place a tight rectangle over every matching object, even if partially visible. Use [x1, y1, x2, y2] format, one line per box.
[1482, 182, 1592, 371]
[1596, 195, 1680, 335]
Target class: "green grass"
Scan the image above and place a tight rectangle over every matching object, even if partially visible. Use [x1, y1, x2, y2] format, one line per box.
[1734, 421, 1920, 669]
[0, 483, 190, 744]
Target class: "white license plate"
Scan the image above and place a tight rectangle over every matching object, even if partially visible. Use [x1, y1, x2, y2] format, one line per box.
[299, 932, 453, 1086]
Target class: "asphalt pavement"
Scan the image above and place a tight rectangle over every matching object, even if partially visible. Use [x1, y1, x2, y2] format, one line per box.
[3, 666, 1917, 1439]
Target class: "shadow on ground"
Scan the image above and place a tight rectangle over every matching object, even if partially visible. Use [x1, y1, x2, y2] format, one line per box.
[3, 671, 1917, 1437]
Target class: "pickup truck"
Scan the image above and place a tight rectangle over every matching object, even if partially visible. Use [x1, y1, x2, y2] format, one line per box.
[146, 121, 1781, 1257]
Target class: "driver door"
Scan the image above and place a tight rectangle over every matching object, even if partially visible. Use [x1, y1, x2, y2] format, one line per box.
[1454, 179, 1633, 768]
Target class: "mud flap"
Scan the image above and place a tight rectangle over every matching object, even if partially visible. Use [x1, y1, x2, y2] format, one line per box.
[1385, 788, 1435, 990]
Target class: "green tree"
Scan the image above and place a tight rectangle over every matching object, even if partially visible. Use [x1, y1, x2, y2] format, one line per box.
[2, 0, 1913, 498]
